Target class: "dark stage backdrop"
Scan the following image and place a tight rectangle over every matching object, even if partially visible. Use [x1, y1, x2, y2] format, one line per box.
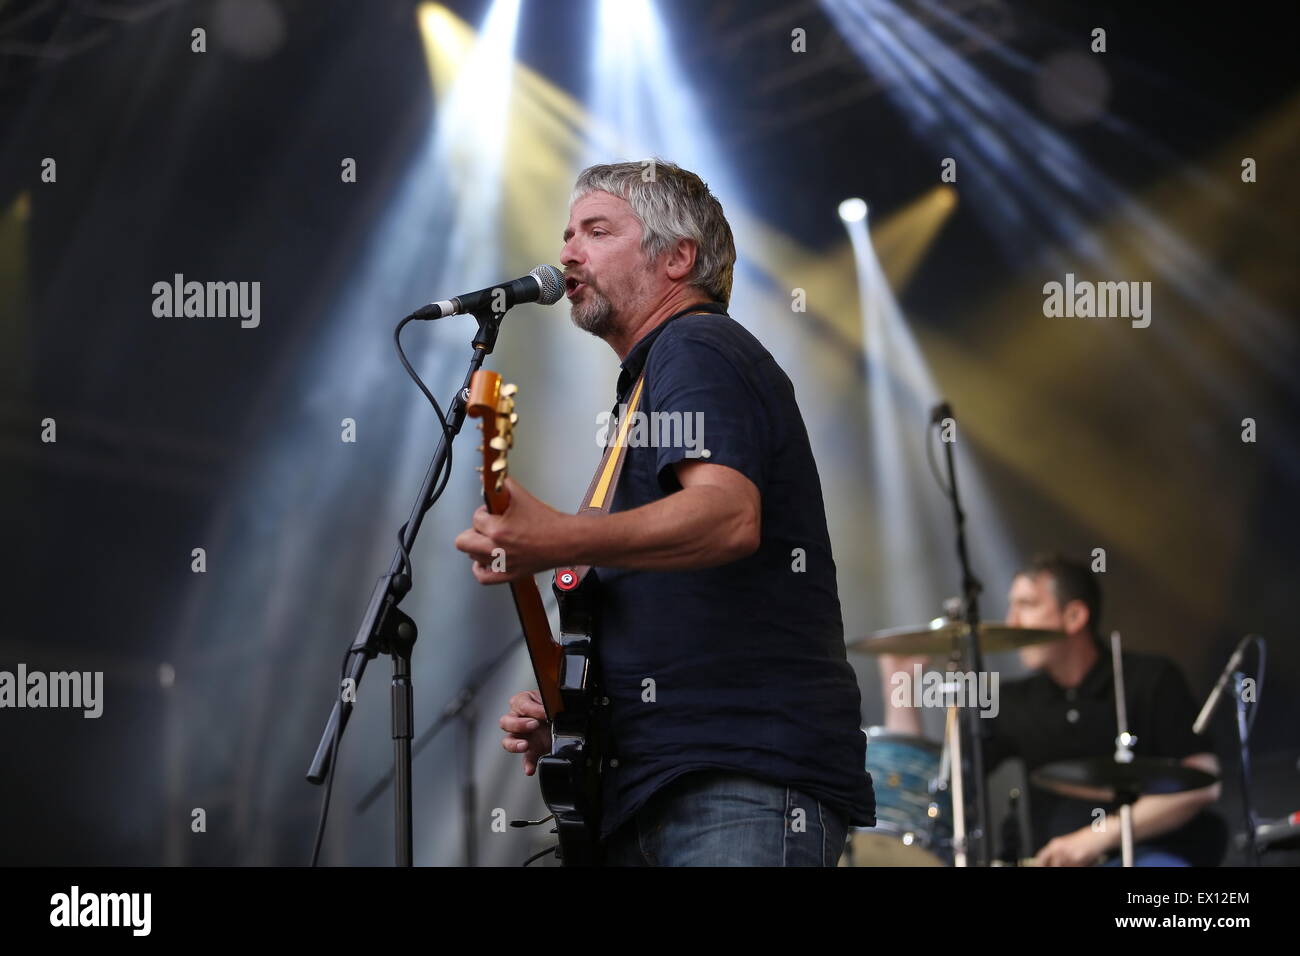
[0, 0, 1296, 865]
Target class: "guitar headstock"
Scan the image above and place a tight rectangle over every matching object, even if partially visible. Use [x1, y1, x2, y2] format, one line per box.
[466, 369, 518, 513]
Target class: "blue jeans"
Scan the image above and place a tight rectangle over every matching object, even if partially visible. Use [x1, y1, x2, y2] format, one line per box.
[1100, 848, 1191, 867]
[603, 769, 849, 866]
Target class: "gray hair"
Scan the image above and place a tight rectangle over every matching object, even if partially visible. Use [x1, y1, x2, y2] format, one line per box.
[571, 159, 736, 306]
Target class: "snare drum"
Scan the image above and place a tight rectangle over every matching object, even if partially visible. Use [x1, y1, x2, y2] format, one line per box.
[842, 727, 953, 867]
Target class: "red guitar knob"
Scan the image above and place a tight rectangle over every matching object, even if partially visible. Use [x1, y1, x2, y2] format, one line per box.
[555, 568, 579, 591]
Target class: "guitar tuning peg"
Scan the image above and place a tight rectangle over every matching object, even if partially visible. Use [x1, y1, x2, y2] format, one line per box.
[474, 464, 483, 473]
[490, 458, 507, 472]
[489, 436, 507, 451]
[510, 412, 518, 424]
[501, 383, 518, 397]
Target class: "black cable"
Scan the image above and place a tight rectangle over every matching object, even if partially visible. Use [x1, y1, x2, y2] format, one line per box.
[523, 844, 559, 867]
[393, 314, 458, 582]
[308, 314, 460, 866]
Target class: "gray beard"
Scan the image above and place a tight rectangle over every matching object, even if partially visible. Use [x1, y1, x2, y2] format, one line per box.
[569, 287, 618, 338]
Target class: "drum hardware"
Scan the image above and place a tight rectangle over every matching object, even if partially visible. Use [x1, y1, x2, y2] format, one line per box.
[852, 616, 1063, 867]
[929, 399, 993, 866]
[998, 787, 1022, 865]
[1112, 631, 1137, 867]
[945, 700, 966, 867]
[1192, 634, 1266, 865]
[1255, 812, 1300, 853]
[1030, 756, 1218, 804]
[848, 621, 1066, 657]
[844, 727, 954, 866]
[1022, 632, 1221, 866]
[856, 624, 1224, 867]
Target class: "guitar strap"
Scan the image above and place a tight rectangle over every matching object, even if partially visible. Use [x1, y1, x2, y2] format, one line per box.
[578, 372, 647, 516]
[555, 308, 714, 589]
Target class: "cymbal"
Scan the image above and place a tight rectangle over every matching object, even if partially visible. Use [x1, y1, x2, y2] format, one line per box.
[1031, 756, 1218, 803]
[848, 619, 1066, 656]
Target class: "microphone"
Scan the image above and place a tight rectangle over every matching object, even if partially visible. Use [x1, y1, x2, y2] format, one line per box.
[1192, 634, 1255, 735]
[411, 265, 565, 320]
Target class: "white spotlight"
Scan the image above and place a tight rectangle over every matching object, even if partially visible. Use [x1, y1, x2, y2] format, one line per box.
[838, 197, 868, 222]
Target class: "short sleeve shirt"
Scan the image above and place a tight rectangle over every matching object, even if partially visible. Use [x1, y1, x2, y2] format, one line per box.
[592, 302, 876, 839]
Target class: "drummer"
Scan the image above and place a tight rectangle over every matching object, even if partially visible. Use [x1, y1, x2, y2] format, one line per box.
[878, 552, 1225, 866]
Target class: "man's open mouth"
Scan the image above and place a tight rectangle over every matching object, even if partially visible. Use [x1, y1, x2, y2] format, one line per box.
[565, 277, 587, 298]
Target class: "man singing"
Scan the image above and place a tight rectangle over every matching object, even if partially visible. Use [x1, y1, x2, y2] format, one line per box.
[454, 160, 875, 866]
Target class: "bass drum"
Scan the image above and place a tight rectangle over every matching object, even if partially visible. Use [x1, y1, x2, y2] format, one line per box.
[841, 727, 952, 867]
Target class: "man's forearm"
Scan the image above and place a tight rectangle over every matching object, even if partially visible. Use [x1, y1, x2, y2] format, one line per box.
[1095, 787, 1216, 851]
[563, 484, 757, 571]
[882, 705, 924, 735]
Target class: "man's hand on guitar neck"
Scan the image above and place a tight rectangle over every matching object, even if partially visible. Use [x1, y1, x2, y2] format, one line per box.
[454, 462, 761, 585]
[455, 476, 573, 584]
[500, 689, 552, 775]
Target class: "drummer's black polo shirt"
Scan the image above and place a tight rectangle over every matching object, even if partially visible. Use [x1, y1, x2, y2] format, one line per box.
[984, 646, 1226, 864]
[592, 301, 876, 840]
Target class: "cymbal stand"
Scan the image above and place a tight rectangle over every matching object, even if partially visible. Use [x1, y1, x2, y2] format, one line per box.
[1111, 630, 1137, 867]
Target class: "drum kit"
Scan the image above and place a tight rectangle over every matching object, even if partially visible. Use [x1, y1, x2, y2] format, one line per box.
[842, 403, 1229, 867]
[842, 619, 1220, 867]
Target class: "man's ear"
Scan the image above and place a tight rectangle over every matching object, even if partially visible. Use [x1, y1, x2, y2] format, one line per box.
[664, 237, 697, 281]
[1062, 599, 1089, 635]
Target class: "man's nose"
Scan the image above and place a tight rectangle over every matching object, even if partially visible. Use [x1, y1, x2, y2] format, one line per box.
[560, 240, 582, 267]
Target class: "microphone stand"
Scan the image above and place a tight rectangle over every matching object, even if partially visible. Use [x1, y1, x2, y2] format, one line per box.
[305, 306, 507, 866]
[931, 401, 993, 867]
[1233, 670, 1260, 866]
[354, 632, 531, 866]
[1193, 635, 1264, 865]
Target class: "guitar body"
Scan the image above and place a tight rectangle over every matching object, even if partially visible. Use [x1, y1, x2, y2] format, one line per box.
[467, 370, 605, 866]
[538, 565, 605, 865]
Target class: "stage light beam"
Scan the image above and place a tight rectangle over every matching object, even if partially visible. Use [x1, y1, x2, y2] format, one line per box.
[839, 198, 868, 223]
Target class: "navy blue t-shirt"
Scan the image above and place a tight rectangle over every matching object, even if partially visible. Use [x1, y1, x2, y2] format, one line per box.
[592, 301, 876, 839]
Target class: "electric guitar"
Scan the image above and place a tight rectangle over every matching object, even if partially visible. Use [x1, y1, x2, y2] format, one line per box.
[467, 370, 605, 865]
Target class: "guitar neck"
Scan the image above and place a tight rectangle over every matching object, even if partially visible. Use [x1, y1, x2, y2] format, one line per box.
[487, 491, 564, 720]
[466, 369, 564, 720]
